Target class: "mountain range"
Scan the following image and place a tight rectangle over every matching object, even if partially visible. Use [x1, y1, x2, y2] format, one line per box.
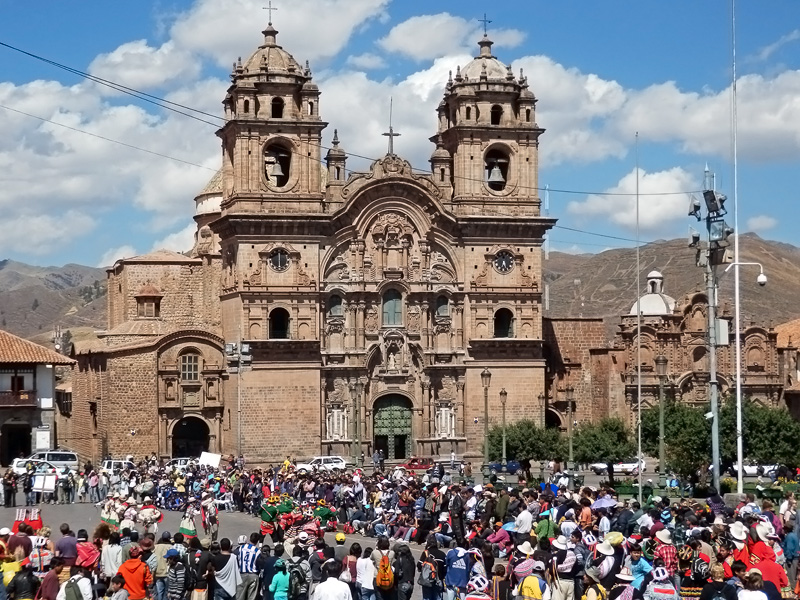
[2, 233, 798, 346]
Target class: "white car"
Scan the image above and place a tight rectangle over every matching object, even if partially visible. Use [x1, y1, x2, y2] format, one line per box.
[589, 462, 609, 475]
[730, 462, 778, 477]
[100, 459, 136, 475]
[614, 458, 647, 475]
[165, 457, 196, 472]
[295, 456, 347, 473]
[12, 459, 74, 479]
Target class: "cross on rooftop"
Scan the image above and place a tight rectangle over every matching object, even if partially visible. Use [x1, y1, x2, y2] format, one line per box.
[479, 13, 492, 36]
[263, 1, 277, 24]
[382, 97, 401, 156]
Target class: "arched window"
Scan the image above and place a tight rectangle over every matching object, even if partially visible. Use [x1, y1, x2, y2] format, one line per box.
[485, 147, 510, 192]
[269, 308, 290, 339]
[264, 143, 291, 187]
[436, 295, 450, 317]
[180, 353, 200, 382]
[308, 101, 314, 116]
[525, 108, 531, 122]
[465, 106, 471, 120]
[243, 99, 250, 113]
[490, 105, 503, 125]
[382, 290, 402, 327]
[494, 308, 514, 338]
[271, 97, 284, 119]
[328, 295, 344, 317]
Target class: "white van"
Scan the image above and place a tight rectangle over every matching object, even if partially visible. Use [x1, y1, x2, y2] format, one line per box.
[100, 459, 136, 475]
[23, 450, 79, 473]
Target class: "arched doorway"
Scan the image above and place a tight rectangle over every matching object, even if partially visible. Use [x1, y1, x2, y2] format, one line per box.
[545, 409, 563, 430]
[373, 394, 413, 460]
[171, 416, 209, 458]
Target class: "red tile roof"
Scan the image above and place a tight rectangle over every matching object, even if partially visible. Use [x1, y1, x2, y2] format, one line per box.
[776, 318, 800, 348]
[0, 329, 75, 365]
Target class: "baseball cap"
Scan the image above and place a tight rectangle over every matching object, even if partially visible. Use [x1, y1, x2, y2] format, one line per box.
[165, 549, 180, 559]
[335, 533, 346, 542]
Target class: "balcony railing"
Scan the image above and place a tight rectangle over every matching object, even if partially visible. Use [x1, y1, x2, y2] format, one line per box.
[0, 391, 38, 407]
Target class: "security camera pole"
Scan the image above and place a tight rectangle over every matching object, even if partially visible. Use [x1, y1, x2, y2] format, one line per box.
[688, 166, 734, 491]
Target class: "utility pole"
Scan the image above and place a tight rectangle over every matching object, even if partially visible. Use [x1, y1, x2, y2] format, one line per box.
[689, 166, 733, 492]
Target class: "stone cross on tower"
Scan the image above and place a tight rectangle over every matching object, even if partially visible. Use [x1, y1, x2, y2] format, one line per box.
[263, 1, 277, 24]
[479, 13, 492, 36]
[382, 97, 401, 156]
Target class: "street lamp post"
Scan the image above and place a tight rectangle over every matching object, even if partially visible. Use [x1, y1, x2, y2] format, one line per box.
[354, 378, 364, 466]
[481, 367, 492, 475]
[655, 354, 668, 488]
[500, 388, 508, 467]
[565, 386, 575, 468]
[537, 392, 545, 428]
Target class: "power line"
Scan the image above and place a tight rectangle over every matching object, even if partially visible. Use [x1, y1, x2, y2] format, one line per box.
[0, 41, 704, 198]
[0, 103, 217, 171]
[553, 224, 646, 244]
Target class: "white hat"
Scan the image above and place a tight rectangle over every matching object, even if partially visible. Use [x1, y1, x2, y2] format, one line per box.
[143, 496, 151, 503]
[729, 521, 748, 541]
[755, 522, 774, 543]
[517, 541, 535, 555]
[0, 528, 10, 536]
[552, 535, 569, 550]
[532, 561, 546, 572]
[655, 529, 673, 545]
[616, 567, 635, 582]
[596, 541, 615, 556]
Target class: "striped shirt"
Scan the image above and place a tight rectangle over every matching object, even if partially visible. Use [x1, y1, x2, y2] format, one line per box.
[237, 543, 260, 573]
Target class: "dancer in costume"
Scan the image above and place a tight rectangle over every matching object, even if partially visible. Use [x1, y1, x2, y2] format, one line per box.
[313, 499, 337, 530]
[200, 492, 219, 541]
[178, 498, 199, 540]
[259, 496, 281, 541]
[138, 496, 163, 534]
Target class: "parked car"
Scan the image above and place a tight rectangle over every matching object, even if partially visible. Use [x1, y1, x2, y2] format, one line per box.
[398, 457, 434, 472]
[295, 455, 347, 473]
[730, 461, 779, 477]
[100, 459, 136, 475]
[165, 457, 195, 472]
[614, 458, 647, 475]
[15, 450, 79, 474]
[589, 462, 609, 475]
[489, 460, 523, 475]
[12, 459, 74, 479]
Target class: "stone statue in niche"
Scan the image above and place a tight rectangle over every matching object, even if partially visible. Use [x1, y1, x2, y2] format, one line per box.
[388, 350, 398, 371]
[408, 305, 421, 332]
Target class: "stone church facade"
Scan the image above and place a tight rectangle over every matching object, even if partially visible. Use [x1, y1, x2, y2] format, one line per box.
[66, 25, 553, 464]
[63, 22, 799, 465]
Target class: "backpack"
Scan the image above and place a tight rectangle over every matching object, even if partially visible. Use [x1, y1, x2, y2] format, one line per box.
[417, 556, 440, 588]
[184, 563, 198, 591]
[287, 562, 308, 600]
[376, 551, 395, 590]
[64, 579, 83, 600]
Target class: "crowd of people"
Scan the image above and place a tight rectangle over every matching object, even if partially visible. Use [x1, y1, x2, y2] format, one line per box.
[1, 454, 800, 600]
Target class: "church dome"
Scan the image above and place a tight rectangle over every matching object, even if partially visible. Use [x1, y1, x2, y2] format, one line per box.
[241, 24, 302, 74]
[460, 35, 508, 80]
[629, 270, 676, 315]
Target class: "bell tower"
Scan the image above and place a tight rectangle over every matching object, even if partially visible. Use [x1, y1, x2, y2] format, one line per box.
[218, 21, 327, 213]
[435, 34, 543, 213]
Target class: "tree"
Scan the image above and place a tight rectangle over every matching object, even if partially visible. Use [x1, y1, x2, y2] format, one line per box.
[487, 420, 567, 463]
[573, 417, 635, 485]
[641, 400, 710, 480]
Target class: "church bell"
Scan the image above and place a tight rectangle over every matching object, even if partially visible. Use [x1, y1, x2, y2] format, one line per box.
[487, 164, 505, 184]
[269, 153, 286, 178]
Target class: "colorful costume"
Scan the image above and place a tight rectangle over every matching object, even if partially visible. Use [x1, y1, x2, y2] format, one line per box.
[178, 503, 198, 539]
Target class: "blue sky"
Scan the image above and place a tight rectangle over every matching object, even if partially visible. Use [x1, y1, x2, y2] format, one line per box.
[1, 0, 799, 266]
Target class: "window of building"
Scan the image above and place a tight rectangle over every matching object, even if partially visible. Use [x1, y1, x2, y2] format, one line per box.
[439, 168, 445, 182]
[465, 106, 471, 120]
[382, 290, 402, 327]
[264, 143, 291, 187]
[180, 354, 200, 382]
[485, 147, 510, 192]
[271, 97, 284, 118]
[525, 108, 531, 122]
[490, 105, 503, 125]
[494, 308, 514, 338]
[328, 295, 344, 317]
[243, 99, 250, 113]
[269, 308, 290, 339]
[436, 295, 450, 317]
[10, 375, 24, 392]
[137, 298, 161, 318]
[308, 101, 314, 116]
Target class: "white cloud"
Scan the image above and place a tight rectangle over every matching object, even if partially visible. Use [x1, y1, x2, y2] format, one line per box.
[171, 0, 390, 68]
[746, 214, 778, 233]
[89, 40, 200, 90]
[0, 211, 96, 257]
[97, 245, 137, 268]
[151, 223, 197, 253]
[346, 52, 386, 70]
[567, 167, 700, 234]
[749, 29, 800, 62]
[378, 13, 525, 61]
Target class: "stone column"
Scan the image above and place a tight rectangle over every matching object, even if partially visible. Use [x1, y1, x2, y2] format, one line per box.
[456, 381, 466, 437]
[356, 301, 365, 349]
[421, 380, 430, 438]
